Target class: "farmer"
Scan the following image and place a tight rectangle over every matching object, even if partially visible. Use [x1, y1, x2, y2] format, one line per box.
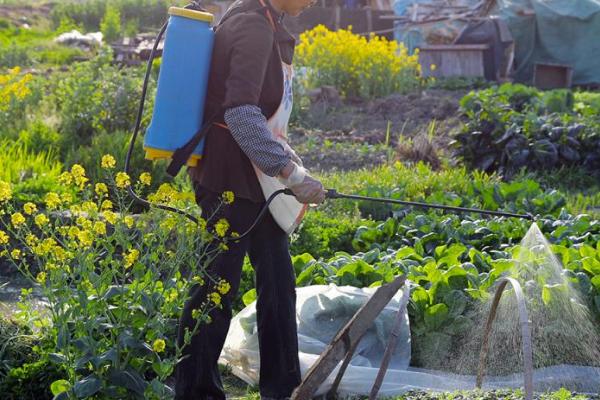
[177, 0, 324, 399]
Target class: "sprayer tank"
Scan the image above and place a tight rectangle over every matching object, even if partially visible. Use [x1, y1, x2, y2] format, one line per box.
[144, 7, 214, 167]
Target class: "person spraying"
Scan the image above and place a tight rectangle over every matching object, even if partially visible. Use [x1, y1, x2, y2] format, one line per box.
[176, 0, 322, 399]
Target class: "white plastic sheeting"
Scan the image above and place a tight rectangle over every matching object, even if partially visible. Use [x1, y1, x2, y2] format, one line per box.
[219, 284, 600, 397]
[219, 284, 411, 396]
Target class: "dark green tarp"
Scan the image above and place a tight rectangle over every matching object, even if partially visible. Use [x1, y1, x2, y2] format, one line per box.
[496, 0, 600, 85]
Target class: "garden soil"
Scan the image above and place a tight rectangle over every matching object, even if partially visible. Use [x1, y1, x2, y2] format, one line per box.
[289, 89, 464, 172]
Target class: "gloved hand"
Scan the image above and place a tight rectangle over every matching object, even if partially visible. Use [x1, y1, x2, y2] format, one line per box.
[289, 175, 326, 204]
[278, 161, 326, 204]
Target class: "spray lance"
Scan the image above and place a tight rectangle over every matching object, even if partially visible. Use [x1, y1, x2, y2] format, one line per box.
[125, 2, 534, 242]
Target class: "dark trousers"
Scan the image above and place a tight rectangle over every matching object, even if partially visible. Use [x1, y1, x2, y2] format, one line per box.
[175, 185, 301, 400]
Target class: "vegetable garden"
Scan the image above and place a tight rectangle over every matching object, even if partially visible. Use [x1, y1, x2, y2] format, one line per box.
[0, 1, 599, 399]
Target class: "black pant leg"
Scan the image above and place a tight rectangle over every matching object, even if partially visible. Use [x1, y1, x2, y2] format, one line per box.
[175, 187, 260, 400]
[248, 212, 302, 399]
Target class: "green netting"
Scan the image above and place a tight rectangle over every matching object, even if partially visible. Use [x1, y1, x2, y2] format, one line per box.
[497, 0, 600, 85]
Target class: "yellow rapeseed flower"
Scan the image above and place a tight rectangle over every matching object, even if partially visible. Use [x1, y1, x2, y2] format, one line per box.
[192, 276, 205, 285]
[209, 292, 221, 305]
[95, 183, 108, 196]
[34, 214, 49, 227]
[61, 192, 73, 205]
[101, 200, 113, 210]
[11, 212, 26, 227]
[23, 202, 37, 215]
[71, 164, 89, 188]
[77, 230, 94, 247]
[10, 249, 21, 259]
[217, 280, 231, 295]
[139, 172, 151, 186]
[67, 226, 80, 239]
[25, 233, 38, 247]
[222, 191, 235, 205]
[124, 248, 140, 268]
[123, 216, 134, 229]
[58, 171, 73, 186]
[101, 154, 116, 169]
[152, 339, 166, 353]
[103, 211, 117, 225]
[44, 192, 61, 209]
[81, 201, 99, 214]
[115, 172, 131, 188]
[36, 272, 47, 285]
[0, 181, 12, 202]
[93, 221, 106, 235]
[0, 230, 9, 245]
[214, 219, 229, 237]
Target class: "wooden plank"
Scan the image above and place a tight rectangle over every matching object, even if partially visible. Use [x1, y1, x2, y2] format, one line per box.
[419, 45, 488, 77]
[290, 276, 407, 400]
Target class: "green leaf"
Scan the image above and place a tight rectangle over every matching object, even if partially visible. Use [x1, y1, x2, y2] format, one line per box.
[292, 253, 315, 275]
[49, 353, 67, 364]
[53, 393, 70, 400]
[444, 290, 467, 318]
[242, 289, 257, 306]
[102, 285, 128, 300]
[444, 267, 468, 290]
[74, 376, 102, 398]
[542, 284, 568, 306]
[580, 245, 596, 259]
[424, 303, 449, 331]
[108, 369, 147, 395]
[51, 380, 71, 396]
[582, 257, 600, 275]
[591, 275, 600, 291]
[443, 315, 472, 335]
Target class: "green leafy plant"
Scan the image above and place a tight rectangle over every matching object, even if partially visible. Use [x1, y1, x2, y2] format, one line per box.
[53, 50, 155, 152]
[100, 4, 122, 43]
[454, 84, 600, 176]
[0, 159, 236, 399]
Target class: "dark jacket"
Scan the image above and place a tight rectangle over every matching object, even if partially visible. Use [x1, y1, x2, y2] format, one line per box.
[187, 0, 296, 203]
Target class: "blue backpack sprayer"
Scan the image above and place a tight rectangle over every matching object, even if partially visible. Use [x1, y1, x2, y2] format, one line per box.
[125, 1, 533, 241]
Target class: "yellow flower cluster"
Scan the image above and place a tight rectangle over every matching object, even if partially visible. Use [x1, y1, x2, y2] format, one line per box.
[222, 191, 235, 205]
[115, 172, 131, 189]
[101, 154, 116, 169]
[124, 248, 140, 268]
[0, 230, 8, 245]
[23, 202, 37, 215]
[152, 338, 166, 353]
[217, 280, 231, 295]
[209, 292, 221, 305]
[45, 192, 61, 210]
[71, 164, 88, 189]
[214, 219, 229, 238]
[296, 25, 422, 98]
[11, 212, 26, 227]
[0, 181, 12, 202]
[35, 214, 49, 227]
[139, 172, 152, 186]
[0, 67, 33, 112]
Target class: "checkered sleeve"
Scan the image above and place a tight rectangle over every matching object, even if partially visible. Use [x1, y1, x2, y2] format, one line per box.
[224, 105, 291, 177]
